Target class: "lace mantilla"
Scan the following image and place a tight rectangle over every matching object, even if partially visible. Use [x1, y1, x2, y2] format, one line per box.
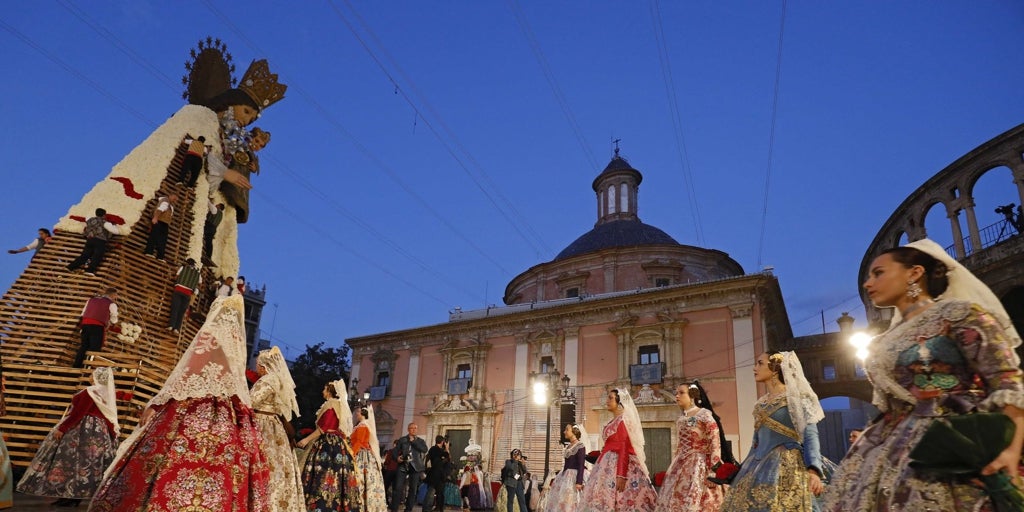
[149, 295, 251, 407]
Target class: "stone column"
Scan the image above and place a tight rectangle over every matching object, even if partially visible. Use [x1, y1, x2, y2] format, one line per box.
[1010, 157, 1024, 207]
[402, 346, 421, 429]
[962, 200, 982, 253]
[730, 304, 756, 461]
[512, 335, 530, 450]
[946, 205, 967, 258]
[563, 327, 580, 384]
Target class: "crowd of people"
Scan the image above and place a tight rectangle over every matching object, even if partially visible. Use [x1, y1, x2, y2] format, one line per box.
[6, 213, 1024, 512]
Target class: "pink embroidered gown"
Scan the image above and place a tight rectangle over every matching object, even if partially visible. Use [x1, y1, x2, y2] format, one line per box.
[654, 408, 724, 512]
[578, 415, 658, 512]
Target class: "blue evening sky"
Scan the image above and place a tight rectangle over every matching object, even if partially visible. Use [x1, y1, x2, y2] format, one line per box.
[3, 1, 1023, 359]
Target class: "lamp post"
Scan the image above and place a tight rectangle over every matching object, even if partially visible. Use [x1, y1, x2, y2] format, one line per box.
[530, 369, 575, 489]
[849, 332, 872, 362]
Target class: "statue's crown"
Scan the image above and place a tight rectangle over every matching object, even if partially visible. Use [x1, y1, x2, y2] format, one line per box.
[238, 59, 287, 110]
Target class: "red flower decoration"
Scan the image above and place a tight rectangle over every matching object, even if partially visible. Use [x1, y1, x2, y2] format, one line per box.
[109, 176, 144, 199]
[708, 462, 740, 485]
[115, 390, 134, 401]
[654, 471, 666, 487]
[69, 214, 125, 225]
[108, 324, 123, 334]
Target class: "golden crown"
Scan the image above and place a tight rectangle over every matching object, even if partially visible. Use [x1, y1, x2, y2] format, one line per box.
[238, 59, 287, 110]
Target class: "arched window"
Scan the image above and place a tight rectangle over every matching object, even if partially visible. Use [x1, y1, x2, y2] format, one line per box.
[608, 185, 617, 214]
[620, 183, 629, 213]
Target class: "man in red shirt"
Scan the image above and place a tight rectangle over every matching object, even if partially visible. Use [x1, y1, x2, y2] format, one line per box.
[73, 287, 119, 368]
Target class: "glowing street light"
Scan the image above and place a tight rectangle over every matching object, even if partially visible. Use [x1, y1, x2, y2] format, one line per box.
[849, 331, 872, 362]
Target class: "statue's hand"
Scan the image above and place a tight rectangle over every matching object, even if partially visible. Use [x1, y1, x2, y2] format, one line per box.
[223, 169, 253, 190]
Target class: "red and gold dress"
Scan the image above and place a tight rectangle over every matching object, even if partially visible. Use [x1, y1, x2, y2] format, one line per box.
[88, 296, 270, 512]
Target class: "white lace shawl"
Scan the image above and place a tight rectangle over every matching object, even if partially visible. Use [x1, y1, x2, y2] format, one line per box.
[900, 239, 1022, 349]
[780, 351, 824, 443]
[256, 346, 300, 418]
[617, 387, 651, 478]
[148, 295, 251, 407]
[364, 404, 383, 467]
[85, 366, 119, 435]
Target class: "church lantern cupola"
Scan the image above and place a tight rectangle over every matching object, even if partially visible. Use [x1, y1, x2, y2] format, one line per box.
[593, 147, 642, 226]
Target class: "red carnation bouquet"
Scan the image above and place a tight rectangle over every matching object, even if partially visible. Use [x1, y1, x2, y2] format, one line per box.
[707, 461, 741, 485]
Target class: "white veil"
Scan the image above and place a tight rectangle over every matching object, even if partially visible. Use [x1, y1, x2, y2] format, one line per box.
[85, 366, 119, 435]
[148, 295, 250, 407]
[332, 379, 353, 436]
[256, 346, 300, 418]
[616, 387, 650, 479]
[365, 403, 382, 467]
[900, 239, 1021, 349]
[780, 351, 824, 442]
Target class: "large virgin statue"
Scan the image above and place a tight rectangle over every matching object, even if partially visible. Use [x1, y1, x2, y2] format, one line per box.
[55, 37, 286, 279]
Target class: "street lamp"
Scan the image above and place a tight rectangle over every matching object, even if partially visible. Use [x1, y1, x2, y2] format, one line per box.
[530, 369, 574, 489]
[849, 332, 872, 362]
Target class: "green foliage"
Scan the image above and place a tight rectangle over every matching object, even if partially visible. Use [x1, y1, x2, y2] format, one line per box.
[290, 341, 351, 430]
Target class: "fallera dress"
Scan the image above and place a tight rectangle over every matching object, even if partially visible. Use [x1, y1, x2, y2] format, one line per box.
[821, 300, 1024, 511]
[301, 405, 357, 512]
[578, 415, 658, 512]
[87, 295, 271, 512]
[17, 390, 117, 500]
[251, 373, 305, 512]
[350, 422, 387, 512]
[720, 394, 822, 512]
[542, 439, 586, 512]
[654, 407, 724, 512]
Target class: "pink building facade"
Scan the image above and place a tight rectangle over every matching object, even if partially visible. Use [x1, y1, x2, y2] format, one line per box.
[346, 153, 792, 480]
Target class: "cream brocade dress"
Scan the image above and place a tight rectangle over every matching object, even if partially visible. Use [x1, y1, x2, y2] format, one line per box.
[251, 374, 305, 512]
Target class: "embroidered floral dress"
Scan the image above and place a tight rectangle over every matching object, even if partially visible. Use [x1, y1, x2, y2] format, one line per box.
[579, 415, 658, 512]
[655, 408, 724, 512]
[821, 300, 1024, 511]
[543, 440, 586, 512]
[251, 373, 305, 512]
[301, 407, 357, 511]
[720, 394, 822, 512]
[18, 390, 117, 500]
[349, 422, 387, 512]
[88, 296, 270, 512]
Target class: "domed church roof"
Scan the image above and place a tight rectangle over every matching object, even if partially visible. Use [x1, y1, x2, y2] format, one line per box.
[555, 219, 679, 260]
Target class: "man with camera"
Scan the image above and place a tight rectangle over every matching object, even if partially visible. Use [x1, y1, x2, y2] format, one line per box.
[502, 449, 529, 512]
[391, 423, 428, 512]
[426, 435, 452, 511]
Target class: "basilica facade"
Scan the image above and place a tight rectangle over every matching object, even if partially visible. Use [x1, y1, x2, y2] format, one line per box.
[346, 152, 792, 478]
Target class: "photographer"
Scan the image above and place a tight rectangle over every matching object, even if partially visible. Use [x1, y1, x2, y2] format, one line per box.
[426, 435, 452, 511]
[390, 423, 428, 512]
[502, 449, 529, 512]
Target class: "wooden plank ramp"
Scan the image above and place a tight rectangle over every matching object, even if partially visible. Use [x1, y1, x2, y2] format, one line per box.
[0, 141, 224, 467]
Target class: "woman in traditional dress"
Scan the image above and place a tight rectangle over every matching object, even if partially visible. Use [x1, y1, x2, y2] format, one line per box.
[350, 405, 387, 512]
[253, 346, 305, 512]
[720, 351, 824, 512]
[578, 388, 658, 512]
[297, 380, 357, 511]
[542, 423, 588, 512]
[820, 239, 1024, 511]
[655, 383, 723, 512]
[88, 295, 270, 511]
[18, 367, 118, 507]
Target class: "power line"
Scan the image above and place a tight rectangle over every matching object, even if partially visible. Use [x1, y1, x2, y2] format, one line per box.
[0, 18, 155, 127]
[338, 0, 553, 258]
[506, 0, 600, 172]
[250, 188, 454, 308]
[649, 0, 705, 246]
[756, 0, 788, 268]
[201, 0, 512, 275]
[56, 0, 180, 93]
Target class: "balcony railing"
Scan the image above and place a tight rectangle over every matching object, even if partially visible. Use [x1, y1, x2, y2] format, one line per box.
[945, 219, 1020, 258]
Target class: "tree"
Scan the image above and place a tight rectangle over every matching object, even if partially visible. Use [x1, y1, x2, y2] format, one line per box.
[290, 341, 351, 430]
